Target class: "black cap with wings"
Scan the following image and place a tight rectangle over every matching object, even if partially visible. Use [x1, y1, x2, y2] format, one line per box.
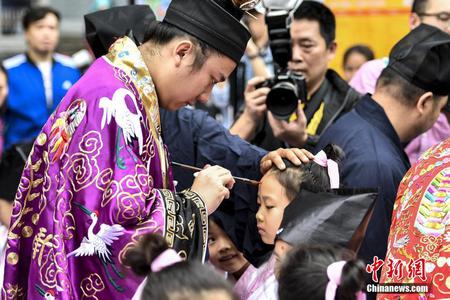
[276, 188, 378, 252]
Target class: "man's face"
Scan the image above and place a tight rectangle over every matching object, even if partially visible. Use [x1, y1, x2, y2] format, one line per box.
[422, 96, 449, 133]
[415, 0, 450, 34]
[25, 13, 60, 55]
[288, 19, 336, 94]
[160, 53, 236, 111]
[412, 95, 449, 139]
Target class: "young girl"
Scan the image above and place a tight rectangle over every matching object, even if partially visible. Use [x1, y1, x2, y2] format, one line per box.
[256, 144, 343, 245]
[208, 214, 250, 282]
[124, 233, 237, 300]
[278, 245, 366, 300]
[235, 144, 343, 299]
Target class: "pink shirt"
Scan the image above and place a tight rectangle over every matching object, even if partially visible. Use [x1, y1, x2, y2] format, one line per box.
[233, 255, 277, 300]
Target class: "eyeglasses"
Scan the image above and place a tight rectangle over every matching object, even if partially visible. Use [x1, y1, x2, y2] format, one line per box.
[418, 12, 450, 22]
[232, 0, 261, 11]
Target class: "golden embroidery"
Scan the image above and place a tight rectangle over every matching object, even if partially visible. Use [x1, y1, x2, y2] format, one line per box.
[432, 273, 450, 295]
[32, 227, 56, 266]
[38, 240, 68, 291]
[68, 131, 103, 192]
[4, 283, 24, 299]
[32, 213, 40, 225]
[80, 273, 105, 300]
[179, 190, 208, 260]
[54, 188, 76, 239]
[21, 225, 33, 238]
[6, 252, 18, 265]
[118, 215, 165, 264]
[420, 235, 442, 253]
[188, 217, 195, 237]
[161, 189, 177, 248]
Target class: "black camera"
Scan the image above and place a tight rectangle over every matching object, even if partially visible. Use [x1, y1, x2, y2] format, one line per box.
[256, 72, 306, 120]
[257, 3, 307, 120]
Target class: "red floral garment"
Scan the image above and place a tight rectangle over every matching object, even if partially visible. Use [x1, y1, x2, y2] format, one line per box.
[378, 139, 450, 300]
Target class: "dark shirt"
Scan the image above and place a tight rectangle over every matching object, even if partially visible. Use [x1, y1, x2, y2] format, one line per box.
[160, 107, 271, 265]
[316, 94, 410, 264]
[251, 69, 360, 151]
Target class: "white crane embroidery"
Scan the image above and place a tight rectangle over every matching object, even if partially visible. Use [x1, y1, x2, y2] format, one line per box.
[69, 202, 125, 292]
[35, 284, 55, 300]
[99, 88, 144, 155]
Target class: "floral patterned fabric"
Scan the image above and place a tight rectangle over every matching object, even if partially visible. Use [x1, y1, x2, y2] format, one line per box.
[378, 138, 450, 299]
[2, 37, 207, 299]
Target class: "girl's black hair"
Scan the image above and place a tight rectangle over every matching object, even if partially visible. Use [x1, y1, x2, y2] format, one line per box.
[268, 144, 344, 201]
[343, 44, 375, 67]
[278, 244, 365, 300]
[123, 234, 237, 300]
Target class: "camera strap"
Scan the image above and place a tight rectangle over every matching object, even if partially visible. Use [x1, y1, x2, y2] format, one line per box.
[303, 78, 331, 123]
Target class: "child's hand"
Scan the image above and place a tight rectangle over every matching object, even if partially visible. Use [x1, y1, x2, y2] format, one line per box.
[260, 148, 314, 174]
[191, 165, 235, 214]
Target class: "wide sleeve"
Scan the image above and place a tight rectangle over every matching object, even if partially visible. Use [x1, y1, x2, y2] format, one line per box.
[157, 189, 208, 261]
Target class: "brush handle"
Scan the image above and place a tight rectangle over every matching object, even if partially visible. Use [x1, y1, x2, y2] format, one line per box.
[171, 162, 260, 186]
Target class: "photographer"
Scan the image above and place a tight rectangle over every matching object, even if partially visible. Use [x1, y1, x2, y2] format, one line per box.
[230, 1, 360, 151]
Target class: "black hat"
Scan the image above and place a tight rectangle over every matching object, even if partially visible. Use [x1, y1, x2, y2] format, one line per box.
[163, 0, 251, 63]
[387, 23, 450, 96]
[84, 5, 157, 58]
[276, 188, 377, 252]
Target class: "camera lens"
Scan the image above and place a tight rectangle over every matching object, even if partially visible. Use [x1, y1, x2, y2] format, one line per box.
[266, 81, 299, 120]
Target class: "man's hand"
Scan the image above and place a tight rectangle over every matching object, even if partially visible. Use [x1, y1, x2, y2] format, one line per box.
[260, 148, 314, 174]
[268, 103, 308, 148]
[242, 76, 270, 124]
[190, 165, 235, 215]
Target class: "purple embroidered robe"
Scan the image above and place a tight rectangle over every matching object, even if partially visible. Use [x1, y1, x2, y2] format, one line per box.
[2, 37, 207, 299]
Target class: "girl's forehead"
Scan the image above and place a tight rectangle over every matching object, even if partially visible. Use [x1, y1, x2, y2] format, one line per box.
[258, 174, 288, 198]
[260, 171, 278, 184]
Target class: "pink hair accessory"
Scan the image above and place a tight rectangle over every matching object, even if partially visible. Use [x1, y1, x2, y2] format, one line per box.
[325, 261, 366, 300]
[313, 150, 340, 189]
[150, 248, 182, 272]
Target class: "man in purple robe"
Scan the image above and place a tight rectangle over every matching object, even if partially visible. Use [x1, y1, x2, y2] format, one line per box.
[1, 1, 283, 298]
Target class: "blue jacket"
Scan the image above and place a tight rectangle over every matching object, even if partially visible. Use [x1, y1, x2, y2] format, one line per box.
[316, 94, 410, 264]
[2, 53, 80, 149]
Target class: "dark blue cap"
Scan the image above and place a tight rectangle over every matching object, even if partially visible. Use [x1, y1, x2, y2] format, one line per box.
[163, 0, 251, 63]
[387, 23, 450, 96]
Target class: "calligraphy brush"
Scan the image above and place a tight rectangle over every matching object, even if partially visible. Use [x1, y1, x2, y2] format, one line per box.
[171, 161, 260, 186]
